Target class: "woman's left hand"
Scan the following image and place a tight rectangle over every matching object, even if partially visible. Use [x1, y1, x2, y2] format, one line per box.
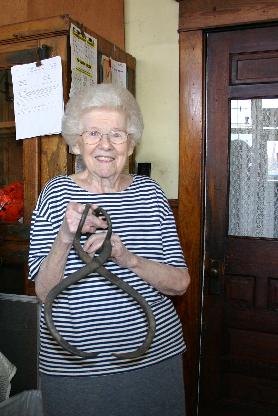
[83, 232, 135, 268]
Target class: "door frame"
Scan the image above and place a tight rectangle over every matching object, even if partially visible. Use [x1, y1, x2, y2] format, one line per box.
[177, 2, 278, 415]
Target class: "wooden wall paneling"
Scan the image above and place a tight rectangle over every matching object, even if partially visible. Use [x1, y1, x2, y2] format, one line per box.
[179, 0, 278, 31]
[0, 15, 69, 44]
[23, 137, 40, 224]
[27, 0, 125, 48]
[38, 34, 73, 192]
[0, 126, 20, 185]
[40, 136, 71, 190]
[178, 30, 204, 416]
[0, 0, 28, 26]
[1, 1, 125, 49]
[37, 34, 69, 100]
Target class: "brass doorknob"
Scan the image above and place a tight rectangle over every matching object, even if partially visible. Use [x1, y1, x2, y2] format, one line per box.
[209, 267, 219, 278]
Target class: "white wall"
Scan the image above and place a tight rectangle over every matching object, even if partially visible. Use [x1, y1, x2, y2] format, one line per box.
[124, 0, 179, 199]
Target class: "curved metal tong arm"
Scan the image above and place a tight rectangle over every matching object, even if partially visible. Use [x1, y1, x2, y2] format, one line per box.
[44, 204, 156, 359]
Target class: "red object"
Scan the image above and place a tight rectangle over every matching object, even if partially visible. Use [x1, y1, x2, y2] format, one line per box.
[0, 181, 24, 222]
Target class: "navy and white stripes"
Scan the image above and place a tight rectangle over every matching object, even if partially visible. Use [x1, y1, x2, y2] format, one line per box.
[29, 175, 186, 376]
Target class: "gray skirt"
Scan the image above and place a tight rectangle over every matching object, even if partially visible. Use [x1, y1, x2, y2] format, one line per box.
[40, 355, 186, 416]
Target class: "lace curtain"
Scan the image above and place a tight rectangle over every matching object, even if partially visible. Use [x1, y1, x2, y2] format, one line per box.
[229, 99, 278, 238]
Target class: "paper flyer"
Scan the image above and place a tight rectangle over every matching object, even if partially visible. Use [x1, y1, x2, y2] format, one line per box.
[70, 23, 98, 96]
[11, 56, 64, 140]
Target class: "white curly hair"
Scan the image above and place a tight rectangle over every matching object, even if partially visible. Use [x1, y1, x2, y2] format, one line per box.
[62, 83, 144, 147]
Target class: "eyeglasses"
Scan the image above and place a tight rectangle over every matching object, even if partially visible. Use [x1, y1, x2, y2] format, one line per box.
[81, 129, 129, 145]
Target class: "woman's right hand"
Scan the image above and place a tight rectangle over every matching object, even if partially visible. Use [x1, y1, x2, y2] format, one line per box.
[59, 202, 108, 244]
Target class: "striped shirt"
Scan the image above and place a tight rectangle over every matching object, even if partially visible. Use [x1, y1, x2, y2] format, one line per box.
[28, 175, 186, 376]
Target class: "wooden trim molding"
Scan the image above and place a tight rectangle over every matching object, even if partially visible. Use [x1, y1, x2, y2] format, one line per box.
[177, 29, 204, 416]
[179, 0, 278, 32]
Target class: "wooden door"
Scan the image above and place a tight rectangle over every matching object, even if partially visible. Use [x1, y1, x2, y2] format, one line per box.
[199, 26, 278, 416]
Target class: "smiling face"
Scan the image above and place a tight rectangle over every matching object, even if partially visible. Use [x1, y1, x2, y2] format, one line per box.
[73, 108, 135, 184]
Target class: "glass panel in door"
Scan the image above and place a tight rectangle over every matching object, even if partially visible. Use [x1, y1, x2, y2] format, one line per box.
[228, 98, 278, 238]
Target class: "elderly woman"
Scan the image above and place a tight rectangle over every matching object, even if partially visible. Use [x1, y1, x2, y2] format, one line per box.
[29, 84, 190, 416]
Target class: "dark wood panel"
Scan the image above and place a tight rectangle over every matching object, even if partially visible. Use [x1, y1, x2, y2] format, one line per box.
[0, 223, 29, 241]
[224, 373, 278, 405]
[0, 70, 14, 121]
[23, 137, 40, 224]
[226, 306, 278, 333]
[231, 52, 278, 85]
[226, 238, 278, 274]
[229, 83, 278, 99]
[228, 328, 278, 361]
[0, 47, 39, 67]
[269, 278, 278, 310]
[225, 275, 255, 308]
[0, 240, 28, 263]
[222, 355, 278, 380]
[0, 235, 33, 295]
[0, 127, 22, 185]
